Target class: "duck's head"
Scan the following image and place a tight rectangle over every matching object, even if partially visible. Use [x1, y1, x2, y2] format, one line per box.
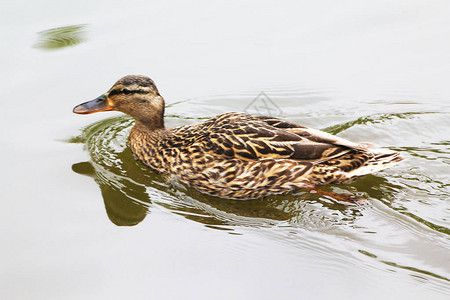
[73, 75, 165, 129]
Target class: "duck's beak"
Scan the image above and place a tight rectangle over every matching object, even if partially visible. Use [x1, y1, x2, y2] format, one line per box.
[73, 94, 114, 114]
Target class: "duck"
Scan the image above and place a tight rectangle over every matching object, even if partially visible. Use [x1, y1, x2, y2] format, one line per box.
[73, 75, 404, 200]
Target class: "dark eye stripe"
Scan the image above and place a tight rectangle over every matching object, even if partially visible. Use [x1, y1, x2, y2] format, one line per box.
[108, 89, 121, 96]
[108, 89, 149, 96]
[132, 90, 149, 94]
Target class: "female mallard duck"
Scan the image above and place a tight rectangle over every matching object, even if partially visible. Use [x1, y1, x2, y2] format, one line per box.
[74, 75, 403, 200]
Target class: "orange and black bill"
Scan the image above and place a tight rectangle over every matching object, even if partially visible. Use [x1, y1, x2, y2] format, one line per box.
[73, 94, 113, 114]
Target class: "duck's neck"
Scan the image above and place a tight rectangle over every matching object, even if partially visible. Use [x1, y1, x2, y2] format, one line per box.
[134, 117, 164, 132]
[133, 101, 165, 132]
[130, 95, 166, 131]
[129, 119, 168, 171]
[130, 112, 167, 143]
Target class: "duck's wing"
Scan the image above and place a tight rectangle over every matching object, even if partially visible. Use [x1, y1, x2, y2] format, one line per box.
[191, 113, 367, 162]
[254, 115, 368, 151]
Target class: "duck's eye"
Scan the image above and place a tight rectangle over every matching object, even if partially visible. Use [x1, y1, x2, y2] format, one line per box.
[123, 89, 132, 95]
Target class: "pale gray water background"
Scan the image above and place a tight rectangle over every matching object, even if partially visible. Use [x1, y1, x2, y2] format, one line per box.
[1, 1, 450, 299]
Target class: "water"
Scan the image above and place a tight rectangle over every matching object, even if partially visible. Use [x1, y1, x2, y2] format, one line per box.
[1, 1, 450, 299]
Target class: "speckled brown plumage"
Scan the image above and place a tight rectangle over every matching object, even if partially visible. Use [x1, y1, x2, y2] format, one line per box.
[74, 75, 404, 199]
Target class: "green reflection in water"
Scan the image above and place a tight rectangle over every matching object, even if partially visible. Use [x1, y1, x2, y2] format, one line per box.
[34, 24, 87, 50]
[70, 116, 405, 229]
[381, 261, 450, 282]
[358, 250, 450, 282]
[323, 111, 439, 135]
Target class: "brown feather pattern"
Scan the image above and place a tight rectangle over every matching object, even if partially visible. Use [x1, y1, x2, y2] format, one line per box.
[129, 112, 403, 199]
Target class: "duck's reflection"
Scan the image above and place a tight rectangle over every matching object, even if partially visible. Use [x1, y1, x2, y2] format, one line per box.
[72, 161, 149, 226]
[71, 116, 401, 228]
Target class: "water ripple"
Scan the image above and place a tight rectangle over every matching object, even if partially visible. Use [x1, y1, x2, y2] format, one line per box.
[71, 95, 450, 285]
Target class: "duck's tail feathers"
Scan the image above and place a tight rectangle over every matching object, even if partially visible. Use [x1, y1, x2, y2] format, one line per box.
[346, 148, 404, 178]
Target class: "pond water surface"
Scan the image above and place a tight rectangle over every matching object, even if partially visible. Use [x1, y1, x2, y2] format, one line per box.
[1, 1, 450, 299]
